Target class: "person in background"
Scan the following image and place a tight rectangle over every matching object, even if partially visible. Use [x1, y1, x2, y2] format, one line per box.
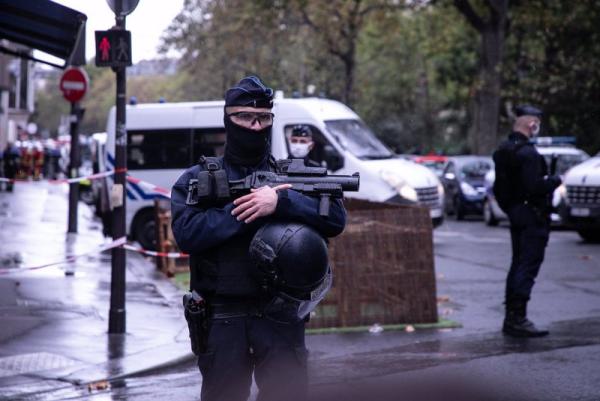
[493, 104, 561, 337]
[3, 143, 20, 192]
[288, 124, 318, 167]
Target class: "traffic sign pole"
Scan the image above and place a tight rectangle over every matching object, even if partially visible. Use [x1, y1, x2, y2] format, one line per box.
[109, 0, 128, 334]
[59, 67, 89, 234]
[67, 102, 81, 234]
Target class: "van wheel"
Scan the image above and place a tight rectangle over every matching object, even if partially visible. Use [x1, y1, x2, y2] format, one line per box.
[483, 200, 499, 226]
[577, 229, 600, 243]
[133, 209, 157, 251]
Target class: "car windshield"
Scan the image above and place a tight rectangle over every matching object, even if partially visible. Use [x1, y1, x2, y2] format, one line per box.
[325, 119, 394, 160]
[459, 159, 493, 180]
[542, 153, 589, 175]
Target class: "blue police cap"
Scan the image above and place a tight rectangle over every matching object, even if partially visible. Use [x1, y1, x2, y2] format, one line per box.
[291, 125, 312, 137]
[514, 104, 543, 117]
[225, 76, 273, 109]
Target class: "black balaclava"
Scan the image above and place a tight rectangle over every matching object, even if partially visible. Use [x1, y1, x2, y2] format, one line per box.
[224, 114, 271, 166]
[223, 75, 274, 166]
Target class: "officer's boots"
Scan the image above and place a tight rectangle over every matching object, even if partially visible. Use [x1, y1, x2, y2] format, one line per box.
[503, 300, 549, 337]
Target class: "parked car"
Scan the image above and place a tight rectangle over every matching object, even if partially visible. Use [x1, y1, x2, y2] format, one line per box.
[441, 156, 493, 219]
[413, 154, 448, 178]
[559, 155, 600, 242]
[483, 139, 589, 226]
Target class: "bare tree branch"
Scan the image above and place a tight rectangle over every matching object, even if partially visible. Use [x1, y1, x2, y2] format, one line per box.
[453, 0, 485, 32]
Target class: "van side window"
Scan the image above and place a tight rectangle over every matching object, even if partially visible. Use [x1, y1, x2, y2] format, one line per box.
[192, 128, 227, 160]
[284, 124, 330, 167]
[127, 129, 192, 170]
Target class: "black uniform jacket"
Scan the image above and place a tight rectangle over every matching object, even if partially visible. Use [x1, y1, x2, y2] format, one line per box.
[170, 155, 347, 297]
[509, 132, 560, 209]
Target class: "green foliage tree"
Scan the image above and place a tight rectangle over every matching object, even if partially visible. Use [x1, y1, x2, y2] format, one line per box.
[503, 0, 600, 154]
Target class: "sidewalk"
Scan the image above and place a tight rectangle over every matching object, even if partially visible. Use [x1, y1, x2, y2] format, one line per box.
[0, 181, 193, 400]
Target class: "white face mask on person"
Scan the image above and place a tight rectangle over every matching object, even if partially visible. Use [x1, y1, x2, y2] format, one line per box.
[290, 143, 311, 158]
[530, 122, 540, 137]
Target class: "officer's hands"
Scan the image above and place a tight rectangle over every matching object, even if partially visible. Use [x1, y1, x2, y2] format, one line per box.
[547, 175, 562, 189]
[232, 184, 292, 223]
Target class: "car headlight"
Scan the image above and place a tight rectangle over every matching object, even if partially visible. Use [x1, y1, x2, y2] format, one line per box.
[437, 183, 444, 197]
[380, 170, 418, 202]
[460, 181, 478, 197]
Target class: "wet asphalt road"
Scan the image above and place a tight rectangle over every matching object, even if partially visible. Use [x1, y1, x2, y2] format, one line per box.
[19, 218, 600, 401]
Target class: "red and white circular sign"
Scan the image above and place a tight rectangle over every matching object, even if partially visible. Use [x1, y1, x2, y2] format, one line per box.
[59, 67, 89, 103]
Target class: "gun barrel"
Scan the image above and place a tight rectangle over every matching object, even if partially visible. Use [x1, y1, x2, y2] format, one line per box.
[280, 173, 359, 192]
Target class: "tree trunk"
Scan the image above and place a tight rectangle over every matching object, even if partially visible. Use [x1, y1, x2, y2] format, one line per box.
[455, 0, 509, 155]
[471, 24, 505, 155]
[343, 55, 355, 106]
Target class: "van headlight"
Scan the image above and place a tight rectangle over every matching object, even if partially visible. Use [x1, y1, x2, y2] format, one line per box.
[380, 170, 418, 202]
[556, 184, 567, 206]
[437, 183, 444, 197]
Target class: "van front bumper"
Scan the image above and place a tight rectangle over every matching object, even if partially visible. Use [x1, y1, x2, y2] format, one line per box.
[561, 204, 600, 230]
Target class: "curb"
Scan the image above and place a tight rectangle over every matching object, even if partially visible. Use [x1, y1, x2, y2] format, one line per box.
[306, 318, 461, 335]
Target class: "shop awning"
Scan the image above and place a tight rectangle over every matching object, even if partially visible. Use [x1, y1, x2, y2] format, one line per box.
[0, 0, 87, 68]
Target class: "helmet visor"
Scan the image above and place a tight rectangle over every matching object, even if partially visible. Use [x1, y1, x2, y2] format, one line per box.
[263, 268, 332, 323]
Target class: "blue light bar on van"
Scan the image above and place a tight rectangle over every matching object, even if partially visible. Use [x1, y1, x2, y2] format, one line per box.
[531, 136, 576, 146]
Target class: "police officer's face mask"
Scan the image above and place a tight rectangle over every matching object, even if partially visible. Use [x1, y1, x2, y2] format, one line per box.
[529, 121, 541, 138]
[289, 142, 311, 158]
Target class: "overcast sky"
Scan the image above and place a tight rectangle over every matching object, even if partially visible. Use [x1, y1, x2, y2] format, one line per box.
[51, 0, 185, 63]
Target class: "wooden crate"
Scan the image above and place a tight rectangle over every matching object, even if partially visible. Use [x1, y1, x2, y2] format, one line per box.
[154, 199, 189, 277]
[308, 199, 437, 328]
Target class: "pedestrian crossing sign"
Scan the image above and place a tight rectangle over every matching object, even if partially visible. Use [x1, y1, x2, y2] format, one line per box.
[94, 30, 132, 67]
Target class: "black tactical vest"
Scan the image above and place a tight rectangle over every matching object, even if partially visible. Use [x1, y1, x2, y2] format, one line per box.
[189, 156, 277, 299]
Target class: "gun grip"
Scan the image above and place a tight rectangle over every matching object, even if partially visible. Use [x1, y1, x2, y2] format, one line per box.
[319, 194, 331, 217]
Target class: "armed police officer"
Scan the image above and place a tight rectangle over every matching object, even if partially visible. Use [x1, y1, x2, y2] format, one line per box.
[171, 76, 346, 401]
[493, 105, 561, 338]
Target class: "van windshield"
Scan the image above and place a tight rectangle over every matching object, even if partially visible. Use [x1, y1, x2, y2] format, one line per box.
[325, 119, 393, 160]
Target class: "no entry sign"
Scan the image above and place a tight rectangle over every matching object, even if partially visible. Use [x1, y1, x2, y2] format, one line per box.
[60, 67, 89, 103]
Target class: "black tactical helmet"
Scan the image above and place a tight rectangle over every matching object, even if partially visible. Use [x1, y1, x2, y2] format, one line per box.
[250, 222, 332, 322]
[250, 221, 329, 299]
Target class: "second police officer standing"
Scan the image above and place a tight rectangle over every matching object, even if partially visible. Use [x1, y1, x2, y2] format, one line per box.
[493, 105, 562, 338]
[170, 76, 347, 401]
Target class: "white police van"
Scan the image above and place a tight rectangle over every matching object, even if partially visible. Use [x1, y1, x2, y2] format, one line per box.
[105, 96, 444, 249]
[560, 154, 600, 242]
[483, 137, 589, 226]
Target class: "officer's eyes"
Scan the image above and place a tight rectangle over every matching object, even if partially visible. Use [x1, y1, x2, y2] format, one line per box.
[230, 112, 273, 125]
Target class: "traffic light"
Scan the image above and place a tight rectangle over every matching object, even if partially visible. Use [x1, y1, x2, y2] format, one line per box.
[95, 30, 132, 67]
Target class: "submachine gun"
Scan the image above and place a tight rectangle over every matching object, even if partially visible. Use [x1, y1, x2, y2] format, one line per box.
[186, 158, 360, 216]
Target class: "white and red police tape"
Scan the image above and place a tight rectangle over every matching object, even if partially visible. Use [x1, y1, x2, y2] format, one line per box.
[1, 170, 171, 199]
[0, 237, 126, 275]
[1, 170, 182, 275]
[0, 170, 116, 184]
[0, 237, 189, 274]
[122, 244, 188, 259]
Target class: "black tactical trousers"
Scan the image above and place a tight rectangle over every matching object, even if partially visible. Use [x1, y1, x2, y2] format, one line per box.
[506, 205, 550, 303]
[198, 315, 307, 401]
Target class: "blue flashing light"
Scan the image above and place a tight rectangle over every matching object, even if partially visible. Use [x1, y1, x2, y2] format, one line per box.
[531, 136, 576, 146]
